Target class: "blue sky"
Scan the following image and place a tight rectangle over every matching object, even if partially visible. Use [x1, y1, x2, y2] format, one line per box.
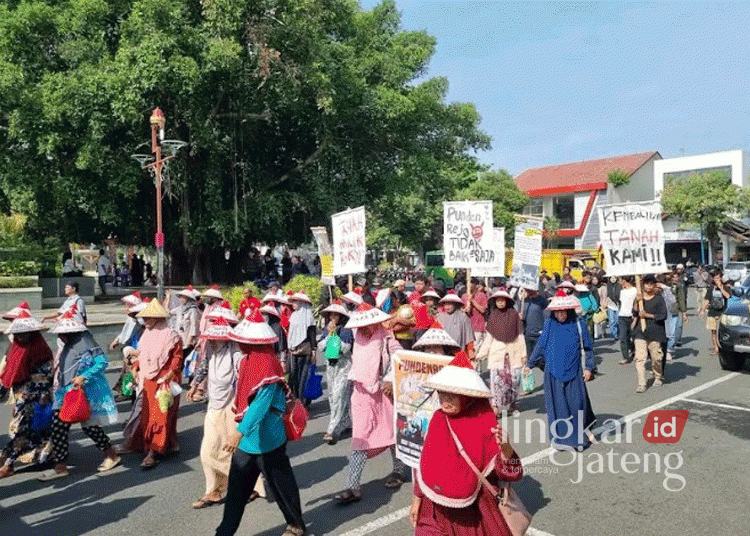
[359, 1, 750, 174]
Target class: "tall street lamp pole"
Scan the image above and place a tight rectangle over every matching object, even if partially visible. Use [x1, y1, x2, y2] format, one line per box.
[150, 107, 166, 301]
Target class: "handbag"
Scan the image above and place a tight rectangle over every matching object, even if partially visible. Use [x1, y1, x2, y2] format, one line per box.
[520, 369, 535, 394]
[593, 309, 608, 324]
[290, 341, 312, 356]
[59, 387, 91, 424]
[283, 398, 309, 441]
[446, 420, 531, 536]
[302, 364, 323, 400]
[31, 402, 54, 432]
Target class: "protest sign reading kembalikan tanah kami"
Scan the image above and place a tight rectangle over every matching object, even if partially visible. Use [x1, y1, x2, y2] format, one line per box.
[597, 201, 667, 277]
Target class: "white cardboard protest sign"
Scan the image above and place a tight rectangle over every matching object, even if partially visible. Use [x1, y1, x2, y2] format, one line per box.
[509, 215, 544, 289]
[442, 201, 495, 268]
[597, 201, 667, 276]
[472, 227, 506, 277]
[310, 226, 335, 285]
[331, 207, 366, 275]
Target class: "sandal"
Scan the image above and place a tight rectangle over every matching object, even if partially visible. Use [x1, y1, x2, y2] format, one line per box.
[247, 491, 261, 503]
[323, 433, 338, 445]
[281, 526, 307, 536]
[636, 385, 646, 393]
[619, 359, 631, 365]
[140, 456, 159, 470]
[0, 465, 14, 479]
[192, 494, 224, 509]
[38, 468, 69, 481]
[334, 488, 362, 505]
[97, 455, 122, 473]
[384, 472, 404, 489]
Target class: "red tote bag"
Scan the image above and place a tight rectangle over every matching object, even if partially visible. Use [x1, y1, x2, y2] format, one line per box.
[59, 387, 91, 424]
[283, 399, 309, 441]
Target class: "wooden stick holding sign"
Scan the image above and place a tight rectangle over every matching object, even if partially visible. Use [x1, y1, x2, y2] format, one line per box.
[348, 274, 353, 293]
[635, 274, 646, 331]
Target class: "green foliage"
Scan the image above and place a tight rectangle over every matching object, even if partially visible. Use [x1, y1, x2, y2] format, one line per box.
[225, 281, 261, 312]
[0, 276, 37, 288]
[0, 0, 490, 282]
[456, 170, 528, 245]
[607, 169, 631, 188]
[284, 275, 331, 310]
[0, 259, 39, 276]
[661, 170, 750, 259]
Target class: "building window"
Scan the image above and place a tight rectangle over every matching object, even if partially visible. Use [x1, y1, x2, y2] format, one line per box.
[553, 195, 575, 229]
[664, 165, 732, 185]
[523, 198, 544, 217]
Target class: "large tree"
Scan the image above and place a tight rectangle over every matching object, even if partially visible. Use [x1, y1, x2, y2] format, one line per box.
[0, 0, 489, 282]
[660, 170, 750, 261]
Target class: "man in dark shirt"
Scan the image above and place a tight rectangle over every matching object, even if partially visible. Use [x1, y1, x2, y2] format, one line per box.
[633, 274, 667, 393]
[699, 271, 732, 355]
[522, 288, 549, 357]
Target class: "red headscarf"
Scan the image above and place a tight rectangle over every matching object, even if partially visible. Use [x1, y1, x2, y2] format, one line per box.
[418, 397, 500, 508]
[0, 332, 53, 389]
[232, 343, 287, 421]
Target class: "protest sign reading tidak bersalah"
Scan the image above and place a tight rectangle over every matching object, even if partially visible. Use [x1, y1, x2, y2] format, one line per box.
[442, 201, 494, 268]
[597, 201, 667, 276]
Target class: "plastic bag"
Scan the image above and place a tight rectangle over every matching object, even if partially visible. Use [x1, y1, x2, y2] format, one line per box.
[324, 334, 342, 360]
[121, 372, 135, 397]
[521, 369, 535, 394]
[156, 385, 174, 413]
[31, 402, 54, 432]
[303, 364, 323, 400]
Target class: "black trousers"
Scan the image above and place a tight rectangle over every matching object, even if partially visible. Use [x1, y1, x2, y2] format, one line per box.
[215, 443, 305, 536]
[289, 354, 310, 400]
[618, 316, 634, 362]
[50, 412, 112, 463]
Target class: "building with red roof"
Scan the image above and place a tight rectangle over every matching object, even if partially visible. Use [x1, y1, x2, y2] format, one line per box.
[515, 151, 661, 249]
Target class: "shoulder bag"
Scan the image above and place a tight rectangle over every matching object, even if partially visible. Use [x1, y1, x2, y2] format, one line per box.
[59, 387, 91, 424]
[446, 419, 531, 536]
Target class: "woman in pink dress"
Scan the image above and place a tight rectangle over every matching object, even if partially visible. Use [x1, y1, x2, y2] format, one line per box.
[334, 303, 406, 505]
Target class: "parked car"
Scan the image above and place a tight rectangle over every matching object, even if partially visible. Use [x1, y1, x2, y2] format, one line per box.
[717, 290, 750, 371]
[722, 261, 750, 284]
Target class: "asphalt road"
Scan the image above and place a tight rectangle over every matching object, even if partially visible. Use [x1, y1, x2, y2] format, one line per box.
[1, 312, 749, 536]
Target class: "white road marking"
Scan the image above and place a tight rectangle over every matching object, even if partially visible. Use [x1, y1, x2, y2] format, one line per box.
[338, 372, 740, 536]
[680, 397, 750, 413]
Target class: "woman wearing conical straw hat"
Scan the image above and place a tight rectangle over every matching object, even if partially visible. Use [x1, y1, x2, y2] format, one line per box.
[128, 299, 184, 469]
[188, 317, 244, 509]
[38, 307, 120, 480]
[334, 303, 407, 505]
[317, 300, 354, 445]
[0, 311, 54, 478]
[410, 352, 524, 535]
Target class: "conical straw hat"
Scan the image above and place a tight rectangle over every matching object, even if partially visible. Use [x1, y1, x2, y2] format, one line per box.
[259, 303, 280, 317]
[121, 291, 142, 306]
[321, 300, 350, 317]
[137, 299, 169, 318]
[200, 317, 232, 340]
[5, 310, 45, 334]
[547, 289, 581, 311]
[344, 303, 391, 329]
[202, 284, 223, 299]
[439, 290, 464, 304]
[425, 352, 491, 398]
[413, 321, 460, 349]
[207, 301, 238, 324]
[3, 301, 30, 321]
[51, 306, 87, 334]
[228, 310, 278, 345]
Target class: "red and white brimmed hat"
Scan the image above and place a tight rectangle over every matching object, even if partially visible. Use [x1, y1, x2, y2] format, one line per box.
[200, 316, 232, 341]
[342, 287, 364, 306]
[489, 288, 514, 303]
[425, 352, 491, 398]
[202, 284, 223, 300]
[420, 289, 441, 301]
[137, 299, 169, 318]
[344, 302, 391, 329]
[322, 300, 350, 317]
[120, 291, 142, 307]
[228, 310, 278, 345]
[177, 285, 199, 300]
[259, 303, 280, 318]
[375, 287, 391, 309]
[439, 290, 464, 305]
[289, 291, 313, 305]
[413, 321, 460, 349]
[5, 310, 45, 334]
[51, 306, 87, 334]
[262, 290, 280, 304]
[207, 301, 238, 324]
[557, 281, 576, 291]
[128, 297, 150, 315]
[2, 301, 30, 321]
[547, 289, 581, 311]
